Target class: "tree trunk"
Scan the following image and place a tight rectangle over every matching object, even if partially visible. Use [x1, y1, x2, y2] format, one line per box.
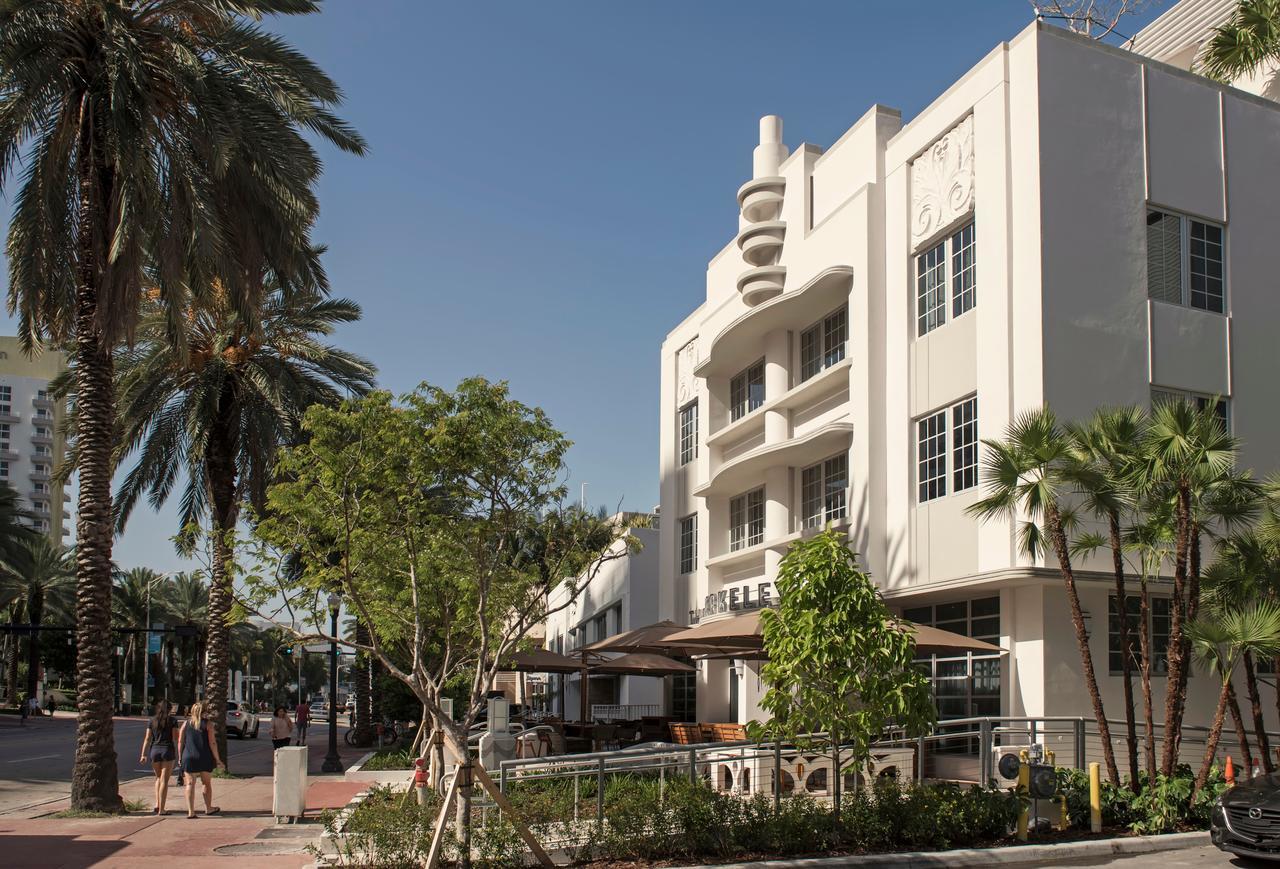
[1138, 580, 1157, 784]
[1196, 679, 1233, 796]
[353, 620, 372, 746]
[25, 589, 43, 700]
[1109, 513, 1139, 789]
[69, 236, 123, 813]
[202, 403, 240, 771]
[1160, 484, 1193, 776]
[5, 602, 21, 702]
[1047, 504, 1120, 784]
[1243, 651, 1273, 773]
[1227, 680, 1254, 775]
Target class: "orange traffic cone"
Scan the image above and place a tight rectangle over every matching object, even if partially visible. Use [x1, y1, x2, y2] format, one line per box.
[1225, 755, 1236, 787]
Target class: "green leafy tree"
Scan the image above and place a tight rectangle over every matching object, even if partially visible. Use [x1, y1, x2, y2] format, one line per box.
[1187, 601, 1280, 795]
[0, 0, 364, 810]
[752, 530, 935, 819]
[248, 380, 633, 864]
[967, 407, 1122, 784]
[1202, 0, 1280, 82]
[111, 282, 374, 765]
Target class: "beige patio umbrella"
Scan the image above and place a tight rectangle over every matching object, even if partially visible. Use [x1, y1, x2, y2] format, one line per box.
[503, 648, 600, 674]
[589, 652, 697, 676]
[907, 624, 1003, 655]
[663, 611, 764, 648]
[581, 619, 739, 656]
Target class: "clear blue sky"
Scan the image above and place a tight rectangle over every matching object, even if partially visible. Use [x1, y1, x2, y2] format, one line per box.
[0, 1, 1167, 573]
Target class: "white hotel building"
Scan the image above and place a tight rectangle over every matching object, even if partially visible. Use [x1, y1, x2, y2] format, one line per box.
[657, 2, 1280, 732]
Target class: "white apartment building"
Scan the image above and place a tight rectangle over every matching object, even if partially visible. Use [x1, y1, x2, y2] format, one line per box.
[657, 2, 1280, 732]
[0, 337, 70, 540]
[544, 521, 689, 720]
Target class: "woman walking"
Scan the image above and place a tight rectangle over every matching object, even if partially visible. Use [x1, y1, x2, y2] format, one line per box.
[138, 700, 179, 814]
[177, 701, 224, 819]
[269, 706, 293, 749]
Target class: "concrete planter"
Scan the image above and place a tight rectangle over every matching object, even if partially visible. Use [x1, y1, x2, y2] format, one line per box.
[343, 751, 414, 785]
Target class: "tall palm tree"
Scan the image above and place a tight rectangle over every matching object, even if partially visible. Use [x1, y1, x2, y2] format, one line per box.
[1137, 398, 1239, 775]
[0, 484, 37, 702]
[1123, 511, 1174, 782]
[967, 407, 1121, 784]
[7, 538, 75, 699]
[164, 572, 208, 705]
[111, 567, 166, 709]
[0, 0, 364, 811]
[113, 284, 375, 764]
[1202, 0, 1280, 82]
[1067, 406, 1146, 788]
[1188, 600, 1280, 795]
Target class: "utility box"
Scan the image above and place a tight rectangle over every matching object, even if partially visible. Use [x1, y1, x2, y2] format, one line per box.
[273, 745, 308, 822]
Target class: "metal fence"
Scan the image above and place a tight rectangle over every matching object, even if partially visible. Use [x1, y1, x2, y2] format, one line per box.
[589, 704, 661, 722]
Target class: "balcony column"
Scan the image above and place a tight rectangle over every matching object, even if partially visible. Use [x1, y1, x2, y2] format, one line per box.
[764, 465, 790, 548]
[763, 329, 789, 446]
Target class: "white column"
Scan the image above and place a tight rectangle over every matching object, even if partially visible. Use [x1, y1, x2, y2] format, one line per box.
[763, 329, 789, 445]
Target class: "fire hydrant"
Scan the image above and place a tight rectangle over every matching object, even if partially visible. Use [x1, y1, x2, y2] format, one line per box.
[413, 757, 428, 806]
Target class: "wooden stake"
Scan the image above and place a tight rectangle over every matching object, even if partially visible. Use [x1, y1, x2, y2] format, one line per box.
[426, 771, 460, 869]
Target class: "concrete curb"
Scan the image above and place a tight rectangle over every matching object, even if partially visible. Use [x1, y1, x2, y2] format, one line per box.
[680, 830, 1210, 868]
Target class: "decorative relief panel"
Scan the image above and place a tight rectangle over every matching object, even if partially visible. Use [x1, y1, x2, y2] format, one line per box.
[676, 338, 699, 406]
[910, 115, 974, 247]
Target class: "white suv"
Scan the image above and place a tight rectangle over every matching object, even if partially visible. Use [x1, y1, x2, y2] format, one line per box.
[226, 701, 260, 739]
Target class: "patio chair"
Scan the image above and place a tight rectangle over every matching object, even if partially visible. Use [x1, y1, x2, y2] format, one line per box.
[669, 722, 701, 745]
[593, 723, 619, 751]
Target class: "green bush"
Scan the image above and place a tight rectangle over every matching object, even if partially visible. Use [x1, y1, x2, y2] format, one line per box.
[319, 785, 440, 868]
[361, 749, 414, 772]
[1055, 765, 1226, 835]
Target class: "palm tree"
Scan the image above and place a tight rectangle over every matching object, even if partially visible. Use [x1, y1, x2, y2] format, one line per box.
[113, 284, 375, 764]
[8, 538, 75, 700]
[0, 484, 37, 702]
[967, 407, 1121, 784]
[1067, 406, 1146, 788]
[1202, 0, 1280, 82]
[1137, 398, 1240, 775]
[0, 1, 364, 811]
[1188, 600, 1280, 795]
[111, 567, 167, 709]
[164, 572, 208, 706]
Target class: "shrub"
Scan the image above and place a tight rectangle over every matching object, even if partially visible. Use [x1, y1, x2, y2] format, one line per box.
[320, 785, 439, 868]
[361, 749, 414, 772]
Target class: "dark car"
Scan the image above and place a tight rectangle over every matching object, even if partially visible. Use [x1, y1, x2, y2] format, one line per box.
[1212, 773, 1280, 860]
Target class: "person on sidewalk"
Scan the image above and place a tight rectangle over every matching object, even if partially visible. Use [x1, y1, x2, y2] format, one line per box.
[270, 705, 293, 750]
[18, 696, 28, 726]
[294, 700, 309, 745]
[177, 701, 224, 819]
[139, 699, 179, 815]
[44, 693, 54, 716]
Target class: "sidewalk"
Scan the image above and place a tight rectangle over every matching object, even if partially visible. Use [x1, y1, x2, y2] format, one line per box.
[0, 773, 366, 867]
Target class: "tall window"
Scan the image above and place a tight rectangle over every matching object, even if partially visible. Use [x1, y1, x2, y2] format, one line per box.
[0, 423, 9, 451]
[800, 307, 847, 381]
[916, 221, 976, 337]
[1110, 595, 1172, 675]
[0, 385, 10, 415]
[904, 597, 1000, 723]
[951, 223, 976, 316]
[729, 360, 765, 422]
[801, 454, 848, 529]
[679, 401, 698, 465]
[1151, 388, 1230, 433]
[951, 397, 978, 492]
[0, 461, 8, 479]
[1147, 209, 1225, 313]
[917, 396, 979, 503]
[679, 514, 697, 575]
[729, 488, 764, 551]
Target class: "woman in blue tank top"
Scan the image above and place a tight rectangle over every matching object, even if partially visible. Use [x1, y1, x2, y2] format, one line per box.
[177, 701, 224, 818]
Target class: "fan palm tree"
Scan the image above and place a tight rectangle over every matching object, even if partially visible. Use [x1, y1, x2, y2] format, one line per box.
[1123, 510, 1174, 782]
[967, 407, 1121, 784]
[1067, 406, 1146, 788]
[113, 284, 375, 764]
[1136, 398, 1240, 775]
[1188, 600, 1280, 795]
[0, 0, 364, 811]
[6, 538, 75, 700]
[164, 572, 208, 705]
[0, 483, 37, 702]
[1202, 0, 1280, 82]
[111, 567, 167, 708]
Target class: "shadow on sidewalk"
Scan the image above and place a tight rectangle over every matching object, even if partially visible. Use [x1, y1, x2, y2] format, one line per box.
[1, 833, 125, 866]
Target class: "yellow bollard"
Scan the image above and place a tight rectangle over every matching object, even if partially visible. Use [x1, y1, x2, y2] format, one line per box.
[1088, 761, 1102, 833]
[1017, 749, 1030, 841]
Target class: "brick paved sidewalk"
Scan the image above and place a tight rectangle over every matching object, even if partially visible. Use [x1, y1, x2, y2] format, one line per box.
[0, 775, 366, 868]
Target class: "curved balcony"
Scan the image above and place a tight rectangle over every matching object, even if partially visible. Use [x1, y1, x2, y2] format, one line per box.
[737, 176, 785, 223]
[694, 420, 853, 499]
[736, 221, 786, 268]
[736, 265, 786, 307]
[707, 357, 851, 449]
[696, 266, 854, 379]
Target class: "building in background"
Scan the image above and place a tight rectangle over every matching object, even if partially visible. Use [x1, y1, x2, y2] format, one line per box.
[0, 337, 70, 540]
[544, 517, 673, 721]
[658, 2, 1280, 734]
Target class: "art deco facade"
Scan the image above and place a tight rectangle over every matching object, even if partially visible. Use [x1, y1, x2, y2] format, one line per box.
[658, 6, 1280, 731]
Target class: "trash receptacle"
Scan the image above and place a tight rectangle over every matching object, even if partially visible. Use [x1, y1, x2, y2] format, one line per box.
[273, 745, 308, 822]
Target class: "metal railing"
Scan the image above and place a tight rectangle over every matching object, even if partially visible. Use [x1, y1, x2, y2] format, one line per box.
[589, 703, 660, 722]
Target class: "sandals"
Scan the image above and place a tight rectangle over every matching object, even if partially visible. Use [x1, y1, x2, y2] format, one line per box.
[205, 806, 221, 816]
[186, 813, 197, 819]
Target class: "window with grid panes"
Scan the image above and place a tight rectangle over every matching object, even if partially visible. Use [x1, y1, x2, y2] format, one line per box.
[951, 223, 976, 316]
[678, 401, 698, 466]
[729, 360, 765, 422]
[801, 454, 848, 529]
[1151, 597, 1171, 675]
[679, 514, 697, 575]
[729, 488, 764, 551]
[917, 409, 947, 502]
[951, 397, 978, 492]
[1152, 388, 1230, 433]
[1147, 210, 1225, 313]
[904, 597, 1001, 726]
[916, 240, 946, 336]
[1108, 595, 1142, 674]
[0, 461, 7, 479]
[0, 423, 9, 451]
[800, 308, 847, 381]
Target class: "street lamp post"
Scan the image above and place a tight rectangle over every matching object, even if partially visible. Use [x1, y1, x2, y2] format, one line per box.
[321, 591, 344, 773]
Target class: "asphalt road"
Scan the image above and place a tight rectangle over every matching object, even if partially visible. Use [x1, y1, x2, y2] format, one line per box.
[1052, 842, 1270, 867]
[0, 711, 348, 815]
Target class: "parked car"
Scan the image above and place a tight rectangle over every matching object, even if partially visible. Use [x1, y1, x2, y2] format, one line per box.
[309, 700, 327, 719]
[225, 701, 260, 739]
[1211, 773, 1280, 861]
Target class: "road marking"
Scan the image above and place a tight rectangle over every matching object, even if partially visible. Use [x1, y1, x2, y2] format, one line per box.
[6, 754, 58, 763]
